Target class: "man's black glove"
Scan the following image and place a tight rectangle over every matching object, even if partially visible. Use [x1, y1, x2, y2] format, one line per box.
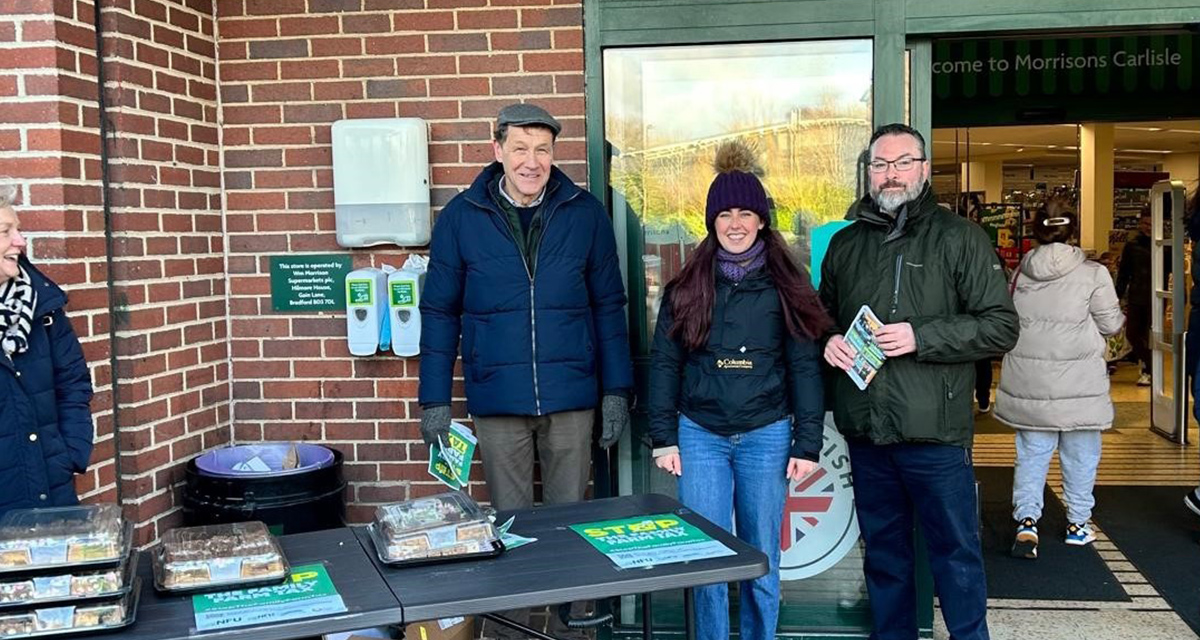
[599, 395, 629, 449]
[419, 405, 452, 448]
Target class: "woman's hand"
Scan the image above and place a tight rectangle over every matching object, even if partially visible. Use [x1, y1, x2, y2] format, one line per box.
[655, 453, 682, 476]
[787, 458, 819, 482]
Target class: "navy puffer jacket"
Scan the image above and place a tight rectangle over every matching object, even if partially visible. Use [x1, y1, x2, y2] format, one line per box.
[0, 257, 94, 518]
[419, 163, 633, 416]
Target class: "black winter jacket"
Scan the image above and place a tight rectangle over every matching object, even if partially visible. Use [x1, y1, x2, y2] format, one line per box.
[648, 268, 824, 461]
[1116, 233, 1164, 308]
[0, 257, 94, 518]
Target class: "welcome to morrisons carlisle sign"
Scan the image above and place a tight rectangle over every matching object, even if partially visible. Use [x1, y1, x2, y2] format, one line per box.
[932, 33, 1195, 127]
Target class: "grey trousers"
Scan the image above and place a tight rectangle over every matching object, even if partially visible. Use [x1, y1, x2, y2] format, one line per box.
[474, 408, 595, 510]
[473, 409, 595, 639]
[1012, 429, 1103, 525]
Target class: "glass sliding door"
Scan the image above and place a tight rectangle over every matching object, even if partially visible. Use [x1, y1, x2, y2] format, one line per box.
[603, 39, 875, 637]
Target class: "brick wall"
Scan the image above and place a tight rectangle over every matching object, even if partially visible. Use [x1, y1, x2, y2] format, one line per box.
[99, 0, 231, 544]
[216, 0, 586, 522]
[0, 0, 116, 507]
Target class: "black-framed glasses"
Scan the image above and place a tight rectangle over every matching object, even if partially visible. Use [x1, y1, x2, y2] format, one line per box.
[867, 157, 926, 173]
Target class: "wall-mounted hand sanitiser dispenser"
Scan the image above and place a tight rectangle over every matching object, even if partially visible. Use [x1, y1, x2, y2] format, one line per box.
[388, 269, 425, 357]
[331, 118, 431, 248]
[346, 267, 388, 356]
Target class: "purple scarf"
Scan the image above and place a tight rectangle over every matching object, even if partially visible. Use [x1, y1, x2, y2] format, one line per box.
[715, 239, 766, 282]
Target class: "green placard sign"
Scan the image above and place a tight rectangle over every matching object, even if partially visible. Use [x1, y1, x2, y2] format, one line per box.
[570, 513, 735, 569]
[270, 255, 352, 312]
[390, 280, 415, 307]
[347, 279, 373, 306]
[192, 563, 347, 631]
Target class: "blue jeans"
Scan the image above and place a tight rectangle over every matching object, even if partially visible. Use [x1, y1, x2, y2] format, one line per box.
[847, 441, 989, 640]
[677, 414, 790, 640]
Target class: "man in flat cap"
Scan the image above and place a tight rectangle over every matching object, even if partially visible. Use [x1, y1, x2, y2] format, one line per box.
[418, 103, 633, 637]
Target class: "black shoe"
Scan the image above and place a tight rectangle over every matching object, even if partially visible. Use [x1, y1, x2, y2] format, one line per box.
[1186, 490, 1200, 518]
[1011, 517, 1038, 559]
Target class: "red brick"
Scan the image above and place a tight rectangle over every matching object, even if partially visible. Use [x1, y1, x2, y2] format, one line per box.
[345, 102, 397, 119]
[223, 104, 282, 124]
[286, 102, 348, 124]
[341, 14, 390, 34]
[395, 55, 455, 77]
[393, 11, 454, 31]
[429, 76, 488, 97]
[246, 0, 304, 15]
[393, 99, 453, 120]
[313, 80, 363, 101]
[428, 33, 487, 53]
[492, 74, 553, 96]
[343, 58, 395, 78]
[457, 9, 517, 29]
[429, 121, 489, 142]
[553, 28, 582, 49]
[280, 58, 339, 79]
[310, 37, 362, 57]
[219, 17, 278, 39]
[286, 190, 333, 209]
[278, 15, 339, 36]
[490, 30, 550, 51]
[221, 60, 278, 81]
[557, 68, 602, 98]
[521, 6, 581, 28]
[459, 53, 519, 74]
[250, 82, 312, 102]
[524, 51, 582, 72]
[364, 34, 424, 55]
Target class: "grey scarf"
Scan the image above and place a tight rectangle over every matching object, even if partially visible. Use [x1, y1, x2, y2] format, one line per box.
[0, 263, 37, 360]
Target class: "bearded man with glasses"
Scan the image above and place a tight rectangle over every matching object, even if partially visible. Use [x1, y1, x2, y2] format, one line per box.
[818, 123, 1019, 640]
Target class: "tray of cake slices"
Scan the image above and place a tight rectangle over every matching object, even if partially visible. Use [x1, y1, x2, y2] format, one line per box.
[0, 581, 139, 638]
[367, 491, 503, 567]
[0, 505, 132, 578]
[151, 521, 289, 594]
[0, 553, 138, 610]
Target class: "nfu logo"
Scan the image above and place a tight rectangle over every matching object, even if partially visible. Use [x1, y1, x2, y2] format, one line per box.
[779, 414, 859, 580]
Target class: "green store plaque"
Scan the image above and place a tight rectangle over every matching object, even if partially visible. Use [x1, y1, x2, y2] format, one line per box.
[269, 255, 352, 312]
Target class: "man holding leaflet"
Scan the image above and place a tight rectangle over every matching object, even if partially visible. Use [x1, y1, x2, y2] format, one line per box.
[819, 123, 1019, 640]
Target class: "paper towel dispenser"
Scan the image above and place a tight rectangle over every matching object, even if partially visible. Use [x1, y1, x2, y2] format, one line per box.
[332, 118, 431, 248]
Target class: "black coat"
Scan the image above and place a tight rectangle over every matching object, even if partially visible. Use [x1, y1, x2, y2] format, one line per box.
[648, 268, 823, 461]
[0, 257, 94, 518]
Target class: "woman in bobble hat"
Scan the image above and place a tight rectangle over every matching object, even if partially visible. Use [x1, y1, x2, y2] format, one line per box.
[647, 140, 832, 640]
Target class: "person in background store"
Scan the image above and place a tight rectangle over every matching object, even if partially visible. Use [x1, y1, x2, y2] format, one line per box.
[648, 140, 830, 640]
[418, 103, 633, 640]
[0, 183, 95, 519]
[1184, 190, 1200, 518]
[994, 205, 1124, 558]
[822, 123, 1019, 640]
[1116, 208, 1155, 386]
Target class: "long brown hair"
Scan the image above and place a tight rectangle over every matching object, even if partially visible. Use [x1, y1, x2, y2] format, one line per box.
[667, 228, 833, 351]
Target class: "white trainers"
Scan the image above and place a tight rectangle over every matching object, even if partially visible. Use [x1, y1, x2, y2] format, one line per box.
[1065, 522, 1097, 546]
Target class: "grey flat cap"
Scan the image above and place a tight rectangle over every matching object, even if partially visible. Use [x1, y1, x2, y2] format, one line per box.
[497, 103, 561, 136]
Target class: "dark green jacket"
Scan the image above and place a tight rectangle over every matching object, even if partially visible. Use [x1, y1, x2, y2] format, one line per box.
[819, 187, 1019, 447]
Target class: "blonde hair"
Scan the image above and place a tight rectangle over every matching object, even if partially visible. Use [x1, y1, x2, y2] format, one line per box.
[0, 183, 17, 209]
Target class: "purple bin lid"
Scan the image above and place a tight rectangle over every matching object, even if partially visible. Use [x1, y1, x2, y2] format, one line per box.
[194, 442, 335, 478]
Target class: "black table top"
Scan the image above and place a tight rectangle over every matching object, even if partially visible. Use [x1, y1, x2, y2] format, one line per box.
[355, 492, 768, 624]
[111, 526, 400, 640]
